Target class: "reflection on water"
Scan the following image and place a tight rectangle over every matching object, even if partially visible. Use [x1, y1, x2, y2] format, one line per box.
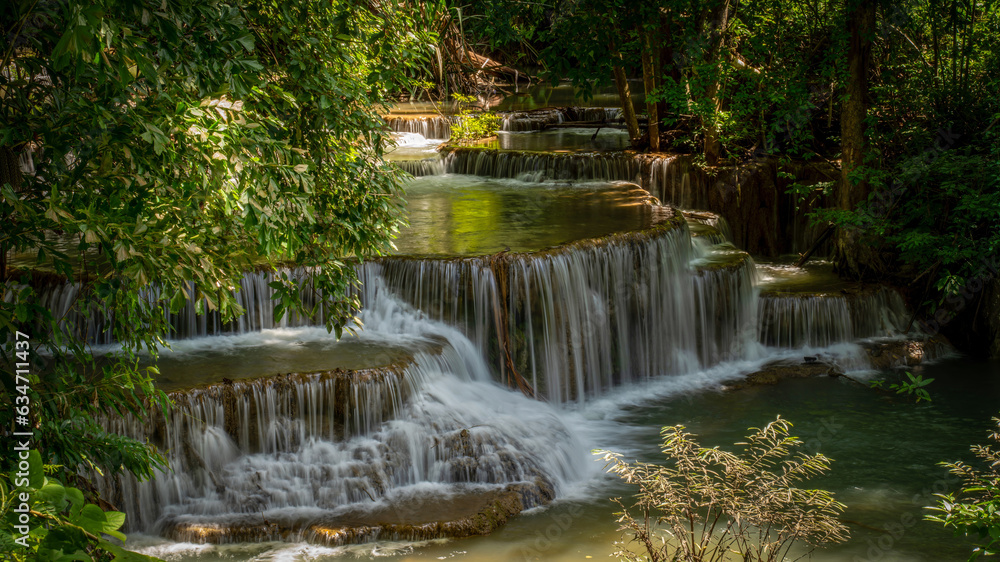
[394, 175, 665, 256]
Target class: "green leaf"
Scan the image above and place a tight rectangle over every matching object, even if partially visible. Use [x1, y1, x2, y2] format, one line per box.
[75, 503, 109, 535]
[103, 510, 127, 531]
[28, 450, 45, 489]
[38, 482, 68, 508]
[235, 34, 255, 51]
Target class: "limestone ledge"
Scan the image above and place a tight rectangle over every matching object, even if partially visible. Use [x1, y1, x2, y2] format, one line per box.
[164, 479, 555, 546]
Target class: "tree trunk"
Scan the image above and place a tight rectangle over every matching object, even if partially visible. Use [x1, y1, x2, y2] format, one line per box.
[612, 55, 641, 142]
[836, 0, 877, 277]
[0, 146, 23, 280]
[641, 28, 660, 151]
[703, 0, 730, 166]
[657, 11, 678, 123]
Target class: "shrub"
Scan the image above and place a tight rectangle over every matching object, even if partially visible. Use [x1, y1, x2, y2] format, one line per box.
[927, 416, 1000, 559]
[450, 93, 501, 142]
[598, 416, 849, 562]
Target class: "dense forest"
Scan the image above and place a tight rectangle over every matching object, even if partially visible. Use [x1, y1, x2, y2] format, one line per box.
[446, 0, 1000, 309]
[2, 0, 999, 560]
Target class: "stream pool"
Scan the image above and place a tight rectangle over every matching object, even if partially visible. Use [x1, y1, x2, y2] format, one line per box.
[131, 354, 996, 561]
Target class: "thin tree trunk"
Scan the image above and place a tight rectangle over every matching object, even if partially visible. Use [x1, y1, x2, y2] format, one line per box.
[612, 53, 642, 142]
[641, 28, 660, 151]
[1, 146, 23, 280]
[488, 251, 536, 398]
[703, 0, 730, 166]
[932, 0, 940, 78]
[836, 0, 876, 277]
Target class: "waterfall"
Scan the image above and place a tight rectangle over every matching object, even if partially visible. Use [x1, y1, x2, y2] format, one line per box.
[395, 157, 445, 176]
[32, 268, 330, 345]
[502, 225, 702, 402]
[499, 109, 566, 132]
[443, 147, 640, 183]
[640, 155, 707, 210]
[385, 116, 454, 139]
[24, 96, 948, 557]
[365, 216, 761, 404]
[94, 283, 588, 537]
[567, 107, 623, 122]
[684, 210, 733, 245]
[757, 287, 910, 348]
[691, 246, 761, 364]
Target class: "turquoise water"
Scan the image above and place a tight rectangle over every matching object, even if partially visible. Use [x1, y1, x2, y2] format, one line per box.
[395, 357, 994, 562]
[133, 355, 997, 561]
[122, 83, 996, 562]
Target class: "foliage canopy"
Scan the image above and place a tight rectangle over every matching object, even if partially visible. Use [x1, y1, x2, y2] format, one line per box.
[1, 0, 434, 558]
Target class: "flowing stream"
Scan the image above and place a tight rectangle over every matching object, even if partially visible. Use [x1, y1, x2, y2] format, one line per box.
[59, 107, 996, 561]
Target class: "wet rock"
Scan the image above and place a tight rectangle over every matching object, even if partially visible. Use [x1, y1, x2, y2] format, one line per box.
[726, 335, 952, 391]
[860, 335, 952, 370]
[725, 360, 842, 390]
[637, 153, 838, 257]
[164, 481, 552, 546]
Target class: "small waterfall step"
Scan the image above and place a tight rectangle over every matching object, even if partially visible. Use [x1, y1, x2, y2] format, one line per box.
[385, 115, 455, 140]
[396, 157, 445, 176]
[682, 210, 733, 245]
[636, 153, 837, 257]
[383, 107, 625, 139]
[386, 132, 445, 176]
[29, 267, 333, 345]
[163, 480, 553, 546]
[442, 146, 639, 182]
[689, 242, 760, 363]
[98, 362, 417, 531]
[499, 107, 623, 132]
[755, 260, 912, 348]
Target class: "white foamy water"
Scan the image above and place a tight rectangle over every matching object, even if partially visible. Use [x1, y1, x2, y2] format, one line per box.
[97, 281, 592, 537]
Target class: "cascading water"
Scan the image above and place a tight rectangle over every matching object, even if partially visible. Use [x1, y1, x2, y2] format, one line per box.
[499, 109, 566, 132]
[396, 158, 446, 176]
[385, 116, 454, 140]
[365, 215, 763, 404]
[94, 280, 590, 539]
[640, 154, 705, 210]
[34, 267, 329, 345]
[45, 105, 944, 559]
[756, 287, 910, 348]
[443, 147, 640, 183]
